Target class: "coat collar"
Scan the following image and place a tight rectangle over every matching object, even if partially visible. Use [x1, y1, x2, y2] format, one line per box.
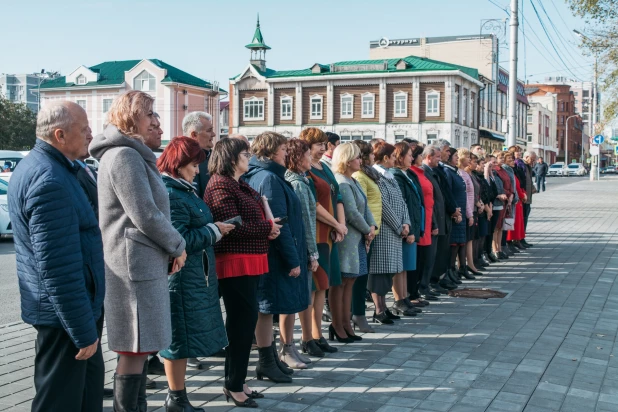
[247, 156, 287, 179]
[89, 124, 157, 165]
[33, 139, 78, 175]
[162, 173, 195, 193]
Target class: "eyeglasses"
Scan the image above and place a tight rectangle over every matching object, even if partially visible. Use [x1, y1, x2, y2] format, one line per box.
[240, 152, 251, 158]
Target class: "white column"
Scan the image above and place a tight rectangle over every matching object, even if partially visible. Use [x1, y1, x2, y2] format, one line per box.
[379, 79, 386, 124]
[268, 83, 275, 127]
[295, 83, 302, 126]
[445, 79, 452, 122]
[412, 79, 420, 123]
[233, 86, 240, 134]
[327, 81, 334, 125]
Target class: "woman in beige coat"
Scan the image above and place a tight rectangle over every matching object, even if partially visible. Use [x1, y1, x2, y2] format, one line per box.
[89, 91, 187, 412]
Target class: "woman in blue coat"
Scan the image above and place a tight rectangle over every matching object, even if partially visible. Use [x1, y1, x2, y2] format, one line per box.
[244, 132, 310, 370]
[156, 137, 232, 411]
[441, 147, 467, 284]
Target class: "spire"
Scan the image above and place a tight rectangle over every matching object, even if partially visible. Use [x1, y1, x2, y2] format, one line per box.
[245, 14, 271, 51]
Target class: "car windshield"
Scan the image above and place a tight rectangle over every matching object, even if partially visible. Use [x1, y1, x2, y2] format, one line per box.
[550, 165, 563, 168]
[0, 157, 22, 172]
[0, 179, 7, 195]
[568, 165, 580, 169]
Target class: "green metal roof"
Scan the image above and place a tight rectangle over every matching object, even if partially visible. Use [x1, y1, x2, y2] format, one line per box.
[40, 59, 222, 91]
[244, 55, 478, 80]
[245, 15, 271, 50]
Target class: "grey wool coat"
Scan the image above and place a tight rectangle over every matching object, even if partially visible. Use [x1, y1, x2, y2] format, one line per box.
[90, 125, 186, 353]
[335, 173, 376, 274]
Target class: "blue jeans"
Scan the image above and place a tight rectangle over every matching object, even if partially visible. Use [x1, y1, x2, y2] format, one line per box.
[536, 175, 546, 192]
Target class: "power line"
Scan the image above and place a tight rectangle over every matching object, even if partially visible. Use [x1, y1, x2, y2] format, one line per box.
[487, 0, 510, 16]
[521, 0, 527, 79]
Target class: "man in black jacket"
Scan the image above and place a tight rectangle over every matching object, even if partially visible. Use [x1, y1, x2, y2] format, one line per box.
[182, 111, 215, 199]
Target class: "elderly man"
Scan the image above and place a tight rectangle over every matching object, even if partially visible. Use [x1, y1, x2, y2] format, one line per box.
[229, 133, 250, 145]
[9, 101, 105, 412]
[181, 111, 215, 199]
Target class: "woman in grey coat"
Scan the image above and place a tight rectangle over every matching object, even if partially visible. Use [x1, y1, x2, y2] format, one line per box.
[333, 143, 376, 342]
[89, 91, 187, 412]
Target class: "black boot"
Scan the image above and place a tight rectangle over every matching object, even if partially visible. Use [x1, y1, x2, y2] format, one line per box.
[270, 341, 293, 375]
[138, 362, 148, 412]
[447, 268, 462, 284]
[113, 374, 142, 412]
[165, 388, 204, 412]
[390, 299, 418, 316]
[255, 346, 292, 383]
[459, 267, 476, 280]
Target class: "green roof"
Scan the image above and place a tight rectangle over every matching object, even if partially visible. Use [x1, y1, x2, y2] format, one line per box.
[40, 59, 223, 91]
[245, 55, 479, 80]
[245, 15, 270, 50]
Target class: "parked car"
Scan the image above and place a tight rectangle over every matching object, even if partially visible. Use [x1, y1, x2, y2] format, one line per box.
[566, 163, 587, 176]
[85, 157, 100, 170]
[547, 162, 566, 176]
[0, 150, 25, 174]
[0, 178, 11, 237]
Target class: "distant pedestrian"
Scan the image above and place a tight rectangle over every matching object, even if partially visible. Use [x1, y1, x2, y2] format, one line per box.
[534, 157, 548, 192]
[90, 90, 187, 412]
[9, 101, 105, 412]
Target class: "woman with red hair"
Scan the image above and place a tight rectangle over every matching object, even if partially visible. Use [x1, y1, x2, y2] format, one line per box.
[157, 136, 236, 410]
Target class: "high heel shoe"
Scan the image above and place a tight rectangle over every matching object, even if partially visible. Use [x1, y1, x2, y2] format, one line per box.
[372, 311, 394, 325]
[328, 324, 353, 343]
[351, 315, 375, 333]
[459, 267, 476, 280]
[223, 388, 258, 408]
[385, 309, 400, 320]
[466, 265, 484, 276]
[345, 329, 362, 341]
[316, 337, 338, 353]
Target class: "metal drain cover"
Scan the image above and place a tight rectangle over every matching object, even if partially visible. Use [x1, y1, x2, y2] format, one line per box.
[448, 288, 507, 299]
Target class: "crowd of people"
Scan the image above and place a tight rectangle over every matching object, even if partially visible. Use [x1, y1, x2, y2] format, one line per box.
[9, 90, 540, 412]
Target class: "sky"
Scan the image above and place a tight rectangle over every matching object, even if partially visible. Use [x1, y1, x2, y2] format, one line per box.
[0, 0, 595, 90]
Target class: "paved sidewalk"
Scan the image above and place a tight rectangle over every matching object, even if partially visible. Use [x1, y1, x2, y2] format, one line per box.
[2, 176, 618, 411]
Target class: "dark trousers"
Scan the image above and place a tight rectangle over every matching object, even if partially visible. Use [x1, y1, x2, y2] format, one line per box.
[536, 175, 546, 192]
[351, 274, 369, 316]
[431, 235, 450, 284]
[523, 203, 531, 232]
[219, 275, 259, 392]
[32, 316, 104, 412]
[417, 237, 438, 290]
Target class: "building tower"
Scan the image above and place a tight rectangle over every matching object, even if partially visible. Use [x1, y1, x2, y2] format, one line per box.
[245, 15, 270, 72]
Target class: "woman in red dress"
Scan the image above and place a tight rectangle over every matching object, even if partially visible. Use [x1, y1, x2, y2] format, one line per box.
[505, 154, 526, 242]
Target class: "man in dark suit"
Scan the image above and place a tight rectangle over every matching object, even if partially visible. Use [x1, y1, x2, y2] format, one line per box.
[181, 112, 215, 199]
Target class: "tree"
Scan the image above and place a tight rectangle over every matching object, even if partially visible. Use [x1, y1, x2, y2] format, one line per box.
[0, 96, 37, 150]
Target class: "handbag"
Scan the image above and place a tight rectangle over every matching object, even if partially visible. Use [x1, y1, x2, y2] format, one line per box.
[503, 205, 515, 231]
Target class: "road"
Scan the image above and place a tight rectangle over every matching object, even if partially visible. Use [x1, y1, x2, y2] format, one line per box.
[0, 175, 592, 327]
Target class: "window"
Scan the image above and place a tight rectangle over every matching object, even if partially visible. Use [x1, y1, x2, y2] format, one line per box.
[310, 95, 323, 120]
[527, 133, 533, 142]
[243, 97, 264, 121]
[395, 134, 406, 141]
[462, 89, 468, 124]
[76, 75, 86, 85]
[527, 113, 533, 124]
[454, 85, 460, 122]
[470, 92, 475, 127]
[102, 99, 113, 113]
[427, 133, 438, 144]
[394, 91, 408, 117]
[280, 96, 293, 120]
[340, 93, 353, 118]
[361, 93, 375, 118]
[426, 90, 440, 117]
[583, 90, 589, 98]
[76, 100, 86, 109]
[133, 70, 155, 92]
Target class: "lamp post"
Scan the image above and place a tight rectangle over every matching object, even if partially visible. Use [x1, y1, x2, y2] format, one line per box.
[565, 115, 579, 166]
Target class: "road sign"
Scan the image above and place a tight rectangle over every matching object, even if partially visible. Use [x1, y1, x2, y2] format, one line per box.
[593, 134, 605, 145]
[615, 145, 618, 155]
[502, 146, 508, 151]
[590, 146, 600, 156]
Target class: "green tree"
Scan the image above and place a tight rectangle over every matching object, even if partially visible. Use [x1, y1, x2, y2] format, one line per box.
[568, 0, 618, 130]
[0, 96, 37, 150]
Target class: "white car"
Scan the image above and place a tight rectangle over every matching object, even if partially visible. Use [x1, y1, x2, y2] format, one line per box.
[547, 163, 566, 176]
[566, 163, 587, 176]
[0, 150, 25, 179]
[85, 157, 100, 170]
[0, 178, 11, 237]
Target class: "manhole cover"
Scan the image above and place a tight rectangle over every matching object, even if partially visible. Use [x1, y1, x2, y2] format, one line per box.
[448, 288, 507, 299]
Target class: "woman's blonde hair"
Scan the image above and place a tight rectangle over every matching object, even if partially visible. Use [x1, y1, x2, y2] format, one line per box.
[332, 142, 360, 174]
[457, 147, 470, 168]
[107, 90, 154, 140]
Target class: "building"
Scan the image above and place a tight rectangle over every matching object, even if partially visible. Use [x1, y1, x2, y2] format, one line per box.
[369, 34, 529, 152]
[229, 19, 483, 145]
[39, 59, 224, 146]
[220, 101, 230, 138]
[542, 77, 600, 137]
[525, 93, 558, 164]
[0, 73, 57, 112]
[526, 84, 584, 164]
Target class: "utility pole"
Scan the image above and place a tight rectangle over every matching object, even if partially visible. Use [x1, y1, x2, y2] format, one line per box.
[591, 54, 599, 180]
[507, 0, 518, 147]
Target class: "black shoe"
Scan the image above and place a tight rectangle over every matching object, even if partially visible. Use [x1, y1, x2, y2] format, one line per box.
[345, 330, 363, 341]
[488, 252, 500, 263]
[466, 265, 483, 277]
[385, 309, 401, 320]
[419, 286, 439, 297]
[365, 289, 373, 302]
[145, 377, 156, 390]
[270, 342, 293, 375]
[430, 283, 449, 295]
[223, 388, 258, 409]
[322, 298, 332, 322]
[522, 239, 534, 247]
[498, 251, 509, 259]
[447, 268, 462, 284]
[113, 374, 143, 412]
[255, 346, 292, 383]
[509, 243, 520, 254]
[147, 355, 165, 375]
[372, 311, 394, 324]
[512, 241, 526, 250]
[459, 268, 476, 280]
[301, 340, 325, 357]
[328, 324, 354, 343]
[187, 357, 206, 370]
[481, 254, 492, 266]
[316, 337, 338, 353]
[391, 299, 418, 316]
[165, 388, 205, 411]
[103, 387, 114, 399]
[439, 278, 457, 290]
[421, 293, 438, 301]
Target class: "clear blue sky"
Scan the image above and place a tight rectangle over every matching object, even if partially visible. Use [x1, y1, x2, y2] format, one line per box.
[1, 0, 593, 88]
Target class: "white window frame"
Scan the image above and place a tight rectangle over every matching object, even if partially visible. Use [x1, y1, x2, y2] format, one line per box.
[426, 90, 440, 117]
[454, 89, 460, 122]
[280, 95, 293, 121]
[76, 75, 86, 85]
[133, 70, 155, 92]
[527, 113, 533, 124]
[394, 91, 408, 118]
[102, 98, 113, 113]
[469, 95, 474, 127]
[361, 92, 375, 118]
[76, 100, 86, 109]
[340, 93, 354, 119]
[462, 90, 468, 124]
[243, 96, 265, 121]
[310, 95, 323, 120]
